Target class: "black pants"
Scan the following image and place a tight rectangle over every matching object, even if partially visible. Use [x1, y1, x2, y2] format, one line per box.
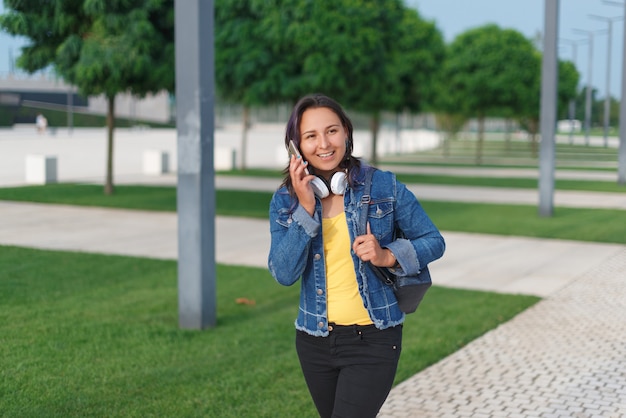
[295, 324, 402, 418]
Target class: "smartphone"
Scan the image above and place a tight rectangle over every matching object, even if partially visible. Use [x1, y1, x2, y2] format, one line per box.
[288, 140, 310, 174]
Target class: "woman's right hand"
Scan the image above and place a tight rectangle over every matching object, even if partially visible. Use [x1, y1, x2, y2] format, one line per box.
[289, 154, 316, 216]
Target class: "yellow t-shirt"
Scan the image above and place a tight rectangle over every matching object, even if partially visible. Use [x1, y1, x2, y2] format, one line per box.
[322, 212, 373, 325]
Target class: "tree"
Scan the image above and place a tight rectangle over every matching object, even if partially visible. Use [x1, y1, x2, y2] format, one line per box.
[213, 1, 444, 166]
[215, 0, 300, 170]
[518, 58, 579, 156]
[0, 0, 174, 194]
[289, 0, 444, 164]
[437, 24, 540, 164]
[378, 7, 445, 162]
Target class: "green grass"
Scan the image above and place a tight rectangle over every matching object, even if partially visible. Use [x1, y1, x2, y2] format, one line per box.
[0, 245, 539, 417]
[394, 174, 626, 193]
[384, 139, 620, 169]
[0, 183, 624, 244]
[218, 168, 626, 193]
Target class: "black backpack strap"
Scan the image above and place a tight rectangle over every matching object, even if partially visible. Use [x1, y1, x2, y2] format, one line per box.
[359, 168, 375, 236]
[359, 168, 396, 286]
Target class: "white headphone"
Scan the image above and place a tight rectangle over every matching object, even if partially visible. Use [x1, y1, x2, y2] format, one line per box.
[310, 172, 347, 198]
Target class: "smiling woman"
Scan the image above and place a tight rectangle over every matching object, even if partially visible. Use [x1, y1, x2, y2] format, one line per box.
[267, 94, 446, 418]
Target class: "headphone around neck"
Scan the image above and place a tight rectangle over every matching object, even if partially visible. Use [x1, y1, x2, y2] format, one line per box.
[310, 171, 347, 198]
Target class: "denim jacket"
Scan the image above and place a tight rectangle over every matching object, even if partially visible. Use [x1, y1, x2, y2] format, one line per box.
[268, 167, 445, 337]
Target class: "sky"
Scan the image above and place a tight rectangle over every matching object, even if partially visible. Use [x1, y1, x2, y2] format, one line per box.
[1, 0, 625, 98]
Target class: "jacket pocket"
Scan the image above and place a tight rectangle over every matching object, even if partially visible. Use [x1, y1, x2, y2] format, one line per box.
[367, 199, 394, 242]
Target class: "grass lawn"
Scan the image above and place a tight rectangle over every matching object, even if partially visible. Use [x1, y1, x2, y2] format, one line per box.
[218, 168, 626, 193]
[0, 246, 539, 417]
[0, 183, 624, 244]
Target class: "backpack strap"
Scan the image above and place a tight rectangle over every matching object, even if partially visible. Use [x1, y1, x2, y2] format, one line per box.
[359, 168, 375, 236]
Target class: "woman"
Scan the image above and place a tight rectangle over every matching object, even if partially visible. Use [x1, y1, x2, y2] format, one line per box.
[268, 94, 445, 417]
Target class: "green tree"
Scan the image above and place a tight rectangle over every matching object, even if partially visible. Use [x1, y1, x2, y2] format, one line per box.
[438, 24, 539, 164]
[0, 0, 174, 194]
[557, 60, 580, 115]
[380, 6, 444, 161]
[288, 1, 444, 164]
[518, 58, 579, 156]
[213, 1, 444, 165]
[215, 0, 300, 170]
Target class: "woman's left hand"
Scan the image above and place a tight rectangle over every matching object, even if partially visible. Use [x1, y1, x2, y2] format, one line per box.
[352, 223, 396, 267]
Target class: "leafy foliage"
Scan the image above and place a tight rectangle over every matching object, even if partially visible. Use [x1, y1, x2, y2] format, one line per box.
[214, 1, 445, 164]
[0, 0, 174, 98]
[438, 24, 540, 119]
[0, 0, 175, 194]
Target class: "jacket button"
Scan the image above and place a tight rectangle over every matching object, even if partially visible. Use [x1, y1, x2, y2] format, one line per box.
[318, 322, 324, 328]
[317, 288, 323, 295]
[314, 254, 321, 260]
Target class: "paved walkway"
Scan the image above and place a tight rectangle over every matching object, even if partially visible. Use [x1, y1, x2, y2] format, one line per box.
[380, 247, 626, 417]
[2, 130, 626, 416]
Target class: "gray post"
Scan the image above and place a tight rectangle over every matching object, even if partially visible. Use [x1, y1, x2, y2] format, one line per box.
[175, 0, 217, 329]
[539, 0, 559, 217]
[585, 33, 593, 146]
[574, 28, 609, 145]
[560, 39, 585, 144]
[603, 0, 626, 185]
[589, 15, 623, 147]
[604, 19, 613, 147]
[620, 2, 626, 184]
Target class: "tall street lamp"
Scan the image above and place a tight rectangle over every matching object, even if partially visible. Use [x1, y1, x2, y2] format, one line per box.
[589, 14, 623, 147]
[573, 28, 607, 145]
[539, 0, 559, 217]
[603, 0, 626, 185]
[560, 38, 587, 144]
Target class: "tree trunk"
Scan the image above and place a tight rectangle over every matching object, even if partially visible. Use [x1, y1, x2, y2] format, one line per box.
[529, 118, 539, 158]
[476, 116, 485, 165]
[370, 112, 380, 165]
[241, 106, 250, 171]
[104, 95, 116, 195]
[505, 119, 512, 152]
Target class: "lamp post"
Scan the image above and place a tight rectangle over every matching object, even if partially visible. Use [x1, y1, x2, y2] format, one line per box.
[175, 0, 217, 329]
[539, 0, 559, 217]
[603, 0, 626, 185]
[589, 14, 623, 147]
[560, 38, 587, 144]
[573, 28, 607, 145]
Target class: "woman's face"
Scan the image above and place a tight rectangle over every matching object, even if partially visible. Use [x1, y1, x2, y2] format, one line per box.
[298, 107, 347, 177]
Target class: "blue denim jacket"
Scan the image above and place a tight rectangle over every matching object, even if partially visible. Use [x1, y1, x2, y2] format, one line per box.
[268, 167, 445, 336]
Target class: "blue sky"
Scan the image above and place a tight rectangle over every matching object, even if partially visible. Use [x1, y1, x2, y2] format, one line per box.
[1, 0, 624, 98]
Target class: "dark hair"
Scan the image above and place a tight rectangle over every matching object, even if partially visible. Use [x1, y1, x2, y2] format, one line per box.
[281, 94, 362, 193]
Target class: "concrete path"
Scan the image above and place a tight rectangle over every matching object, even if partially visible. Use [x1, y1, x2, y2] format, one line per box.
[1, 200, 622, 299]
[380, 247, 626, 417]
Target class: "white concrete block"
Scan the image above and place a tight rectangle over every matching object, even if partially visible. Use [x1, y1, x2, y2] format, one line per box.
[215, 147, 235, 171]
[25, 155, 57, 184]
[143, 150, 169, 175]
